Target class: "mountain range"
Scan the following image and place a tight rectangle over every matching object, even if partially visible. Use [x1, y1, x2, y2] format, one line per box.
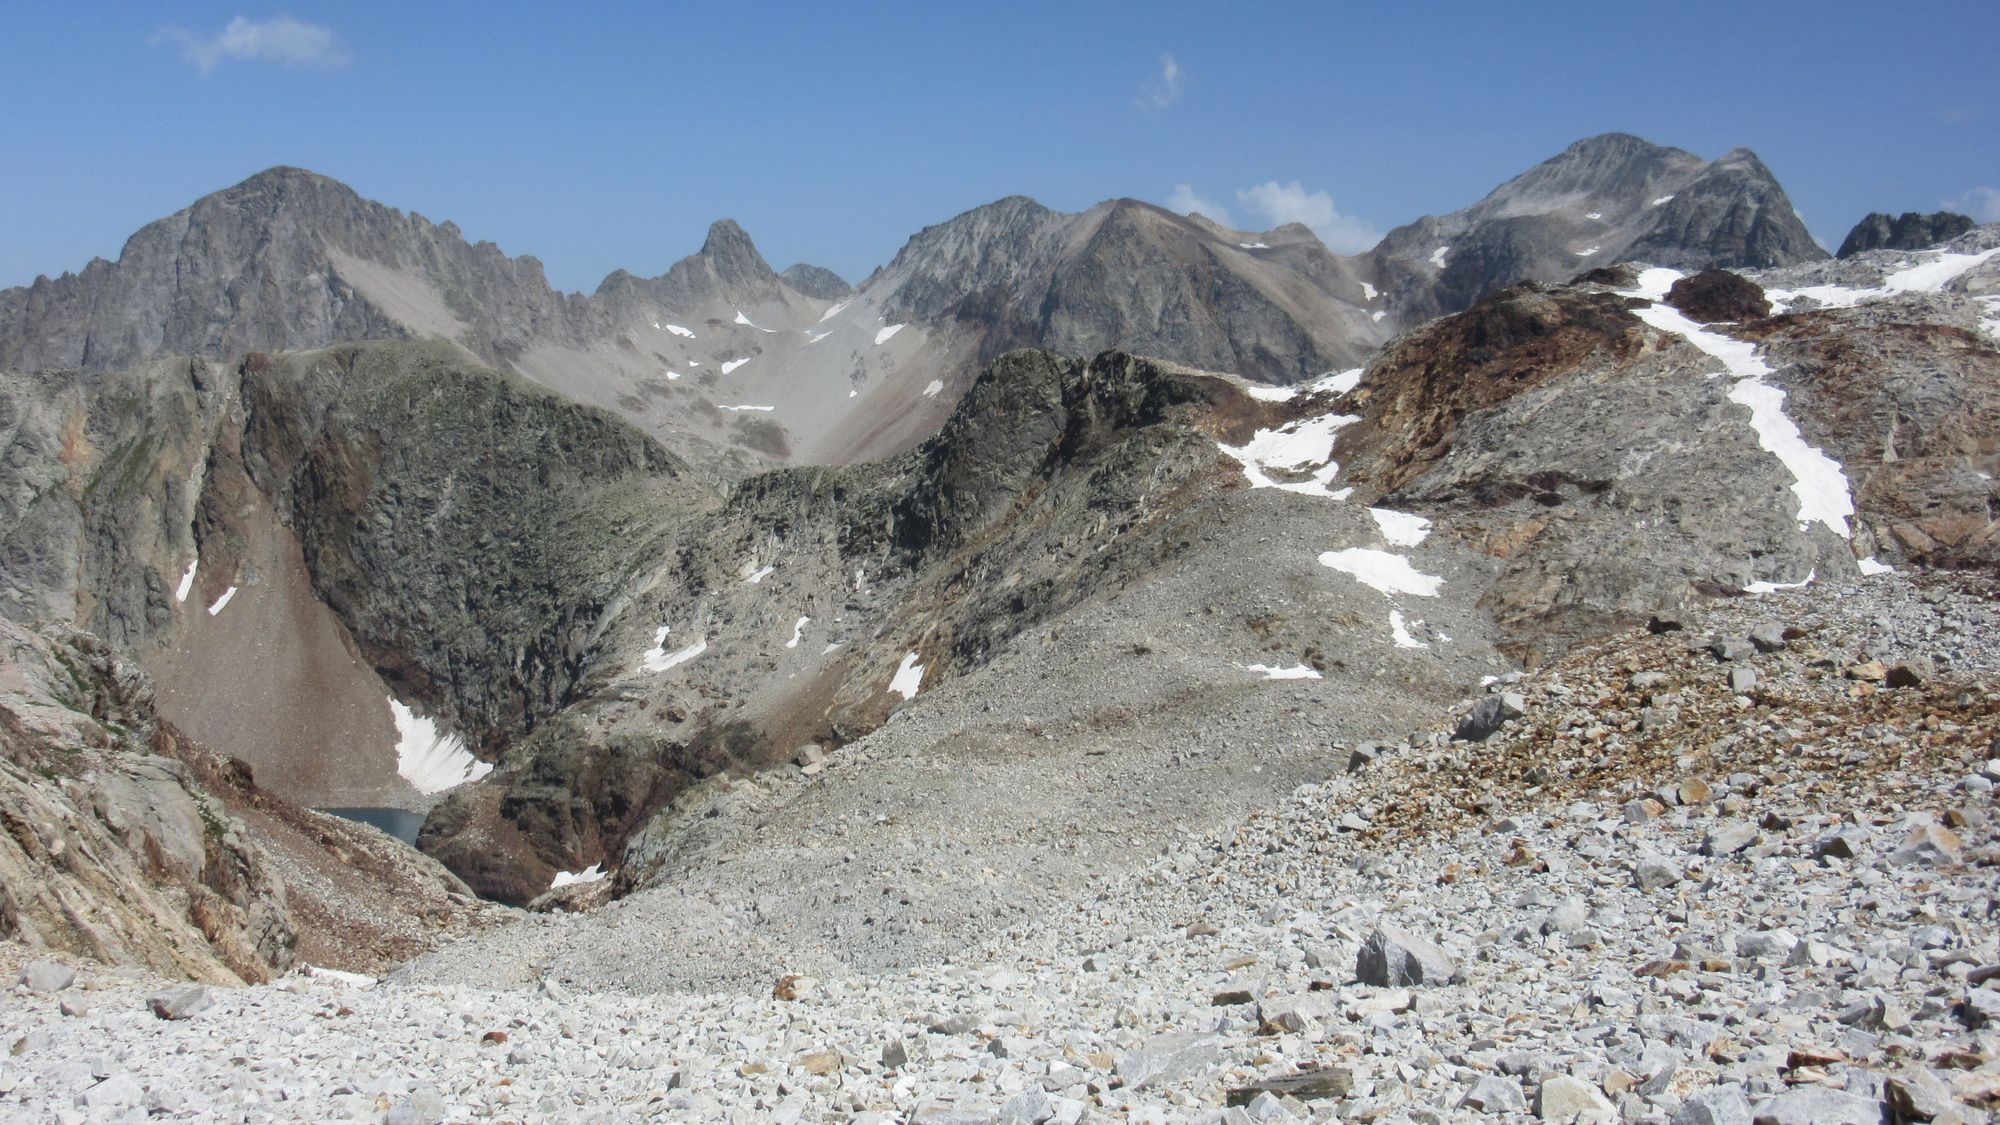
[2, 130, 1994, 972]
[0, 133, 1828, 479]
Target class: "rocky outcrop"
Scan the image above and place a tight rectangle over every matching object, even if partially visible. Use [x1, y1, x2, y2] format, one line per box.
[0, 621, 293, 983]
[1665, 269, 1771, 322]
[1374, 134, 1827, 323]
[1836, 211, 1976, 258]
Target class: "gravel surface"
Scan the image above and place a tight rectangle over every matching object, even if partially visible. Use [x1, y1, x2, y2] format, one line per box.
[5, 570, 1997, 1123]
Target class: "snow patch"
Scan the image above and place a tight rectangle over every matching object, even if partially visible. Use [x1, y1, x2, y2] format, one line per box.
[718, 404, 774, 412]
[550, 863, 606, 890]
[1244, 663, 1321, 680]
[1244, 383, 1297, 403]
[1368, 508, 1432, 547]
[388, 697, 491, 794]
[821, 642, 842, 655]
[922, 379, 944, 397]
[206, 586, 237, 616]
[640, 626, 707, 673]
[734, 311, 776, 333]
[1317, 548, 1444, 597]
[786, 616, 810, 649]
[1574, 245, 1600, 257]
[805, 330, 832, 344]
[1238, 242, 1270, 250]
[1623, 267, 1684, 303]
[1767, 248, 2000, 314]
[1315, 368, 1364, 395]
[817, 298, 853, 323]
[889, 652, 925, 700]
[664, 370, 683, 380]
[1429, 246, 1450, 269]
[720, 358, 750, 375]
[1217, 412, 1360, 498]
[1651, 195, 1675, 206]
[1360, 282, 1377, 301]
[874, 324, 906, 345]
[1584, 211, 1602, 220]
[1388, 610, 1428, 649]
[175, 557, 199, 603]
[744, 565, 775, 585]
[1745, 570, 1815, 595]
[1371, 310, 1386, 322]
[1630, 298, 1853, 537]
[662, 323, 695, 339]
[1856, 557, 1895, 577]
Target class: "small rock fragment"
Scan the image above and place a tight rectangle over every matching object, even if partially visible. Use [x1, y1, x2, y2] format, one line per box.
[146, 986, 213, 1021]
[1356, 923, 1457, 986]
[19, 960, 76, 994]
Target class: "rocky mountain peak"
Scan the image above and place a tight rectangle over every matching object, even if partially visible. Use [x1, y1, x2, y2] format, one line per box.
[1373, 133, 1826, 322]
[696, 218, 776, 284]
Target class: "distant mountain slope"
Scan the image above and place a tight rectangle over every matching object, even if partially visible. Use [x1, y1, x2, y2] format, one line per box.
[0, 134, 1838, 480]
[868, 195, 1387, 381]
[1373, 133, 1827, 322]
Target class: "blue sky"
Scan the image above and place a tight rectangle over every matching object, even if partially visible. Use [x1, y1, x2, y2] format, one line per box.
[3, 3, 1996, 293]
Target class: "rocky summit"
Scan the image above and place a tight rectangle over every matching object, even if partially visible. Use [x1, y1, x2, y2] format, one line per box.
[2, 130, 1998, 1124]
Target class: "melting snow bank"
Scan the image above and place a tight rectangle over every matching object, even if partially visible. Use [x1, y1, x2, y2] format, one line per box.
[743, 565, 774, 584]
[1429, 246, 1450, 269]
[640, 626, 707, 673]
[1317, 548, 1445, 598]
[1368, 508, 1431, 547]
[206, 586, 237, 616]
[660, 323, 695, 338]
[786, 616, 809, 649]
[1217, 412, 1359, 498]
[1764, 246, 2000, 319]
[1243, 663, 1321, 681]
[817, 298, 852, 323]
[174, 557, 198, 603]
[719, 358, 750, 375]
[874, 324, 905, 345]
[718, 404, 774, 412]
[922, 380, 944, 397]
[1388, 610, 1428, 649]
[550, 863, 606, 890]
[1857, 557, 1895, 577]
[733, 311, 776, 333]
[388, 698, 491, 795]
[889, 652, 925, 700]
[1745, 570, 1815, 595]
[1627, 276, 1854, 538]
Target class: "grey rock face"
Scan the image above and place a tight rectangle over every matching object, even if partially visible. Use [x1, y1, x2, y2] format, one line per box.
[778, 262, 852, 301]
[1836, 211, 1976, 258]
[1749, 1086, 1882, 1125]
[1356, 924, 1457, 986]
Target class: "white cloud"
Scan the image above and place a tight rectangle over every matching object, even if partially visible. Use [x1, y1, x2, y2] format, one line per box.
[1166, 184, 1232, 227]
[1135, 53, 1182, 111]
[153, 15, 350, 74]
[1235, 181, 1384, 253]
[1945, 187, 2000, 223]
